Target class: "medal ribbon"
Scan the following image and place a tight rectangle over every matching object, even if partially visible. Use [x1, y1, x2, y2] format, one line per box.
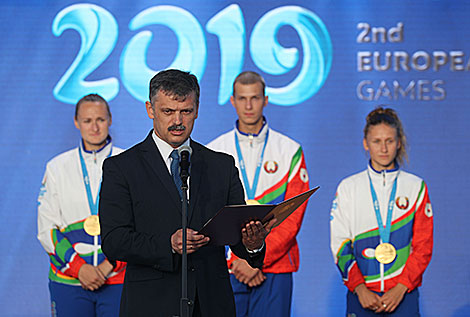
[368, 171, 398, 244]
[234, 129, 269, 200]
[79, 146, 112, 215]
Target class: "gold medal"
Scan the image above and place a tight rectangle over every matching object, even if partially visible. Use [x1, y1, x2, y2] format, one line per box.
[246, 199, 261, 205]
[375, 243, 396, 264]
[84, 215, 100, 236]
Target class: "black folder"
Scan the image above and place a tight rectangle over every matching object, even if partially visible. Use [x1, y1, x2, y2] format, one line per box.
[199, 186, 319, 246]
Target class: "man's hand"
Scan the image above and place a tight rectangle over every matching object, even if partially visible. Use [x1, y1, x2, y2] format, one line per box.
[376, 283, 408, 313]
[354, 283, 382, 312]
[231, 259, 266, 286]
[78, 264, 106, 291]
[171, 228, 210, 254]
[241, 218, 276, 251]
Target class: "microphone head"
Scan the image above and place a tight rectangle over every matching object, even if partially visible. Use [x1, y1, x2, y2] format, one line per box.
[178, 145, 191, 180]
[178, 145, 192, 159]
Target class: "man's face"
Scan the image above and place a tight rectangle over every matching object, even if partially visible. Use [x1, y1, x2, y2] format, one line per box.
[146, 90, 198, 148]
[230, 82, 268, 132]
[74, 101, 111, 151]
[363, 123, 401, 171]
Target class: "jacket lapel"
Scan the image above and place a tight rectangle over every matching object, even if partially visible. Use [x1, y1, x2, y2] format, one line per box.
[139, 131, 182, 212]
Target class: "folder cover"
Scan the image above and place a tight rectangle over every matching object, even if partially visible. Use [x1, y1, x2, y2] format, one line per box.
[199, 186, 319, 246]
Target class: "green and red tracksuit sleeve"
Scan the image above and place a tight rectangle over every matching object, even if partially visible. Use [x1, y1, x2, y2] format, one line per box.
[262, 148, 309, 271]
[396, 182, 433, 291]
[227, 148, 309, 273]
[49, 228, 86, 278]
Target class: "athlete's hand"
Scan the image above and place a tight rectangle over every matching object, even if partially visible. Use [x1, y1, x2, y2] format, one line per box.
[376, 283, 408, 313]
[97, 259, 114, 277]
[78, 264, 106, 291]
[354, 283, 383, 311]
[231, 259, 264, 285]
[247, 269, 266, 287]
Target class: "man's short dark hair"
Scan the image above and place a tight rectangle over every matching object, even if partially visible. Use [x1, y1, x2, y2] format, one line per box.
[233, 71, 266, 96]
[75, 94, 111, 119]
[149, 69, 200, 107]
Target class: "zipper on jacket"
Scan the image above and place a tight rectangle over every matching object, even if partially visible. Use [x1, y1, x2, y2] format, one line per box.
[249, 134, 254, 147]
[380, 263, 384, 292]
[381, 170, 386, 291]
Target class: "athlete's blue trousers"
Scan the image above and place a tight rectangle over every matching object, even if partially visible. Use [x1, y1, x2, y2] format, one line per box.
[346, 288, 420, 317]
[49, 281, 122, 317]
[230, 272, 293, 317]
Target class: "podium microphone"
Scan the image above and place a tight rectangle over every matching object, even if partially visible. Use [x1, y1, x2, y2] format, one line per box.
[178, 145, 192, 182]
[178, 144, 192, 317]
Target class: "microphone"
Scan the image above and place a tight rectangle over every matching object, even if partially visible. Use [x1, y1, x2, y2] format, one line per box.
[178, 145, 192, 183]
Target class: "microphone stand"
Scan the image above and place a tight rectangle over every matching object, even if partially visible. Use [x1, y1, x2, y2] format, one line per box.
[180, 165, 190, 317]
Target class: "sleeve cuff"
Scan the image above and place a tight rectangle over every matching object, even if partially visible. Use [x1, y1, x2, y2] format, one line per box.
[67, 254, 87, 278]
[396, 277, 414, 292]
[246, 242, 265, 255]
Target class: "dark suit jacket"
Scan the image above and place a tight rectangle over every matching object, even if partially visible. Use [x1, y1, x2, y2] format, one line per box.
[99, 131, 264, 317]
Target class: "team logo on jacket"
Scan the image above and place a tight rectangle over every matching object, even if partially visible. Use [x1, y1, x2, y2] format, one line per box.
[38, 182, 47, 206]
[425, 203, 433, 217]
[361, 248, 376, 260]
[331, 194, 338, 212]
[264, 161, 278, 174]
[395, 196, 409, 210]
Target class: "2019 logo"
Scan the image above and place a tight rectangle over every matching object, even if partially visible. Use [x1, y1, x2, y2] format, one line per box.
[52, 3, 332, 106]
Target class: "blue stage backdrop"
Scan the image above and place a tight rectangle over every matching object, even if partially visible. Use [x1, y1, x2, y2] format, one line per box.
[0, 1, 469, 316]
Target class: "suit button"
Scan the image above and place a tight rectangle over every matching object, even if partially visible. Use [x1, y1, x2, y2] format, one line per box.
[189, 266, 195, 272]
[153, 265, 160, 270]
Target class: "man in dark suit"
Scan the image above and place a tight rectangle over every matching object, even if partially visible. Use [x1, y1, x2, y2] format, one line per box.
[99, 69, 272, 316]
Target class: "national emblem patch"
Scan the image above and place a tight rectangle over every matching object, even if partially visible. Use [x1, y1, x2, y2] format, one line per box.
[395, 196, 409, 210]
[263, 160, 278, 174]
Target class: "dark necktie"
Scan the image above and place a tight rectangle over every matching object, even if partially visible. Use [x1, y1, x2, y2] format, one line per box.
[170, 150, 183, 199]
